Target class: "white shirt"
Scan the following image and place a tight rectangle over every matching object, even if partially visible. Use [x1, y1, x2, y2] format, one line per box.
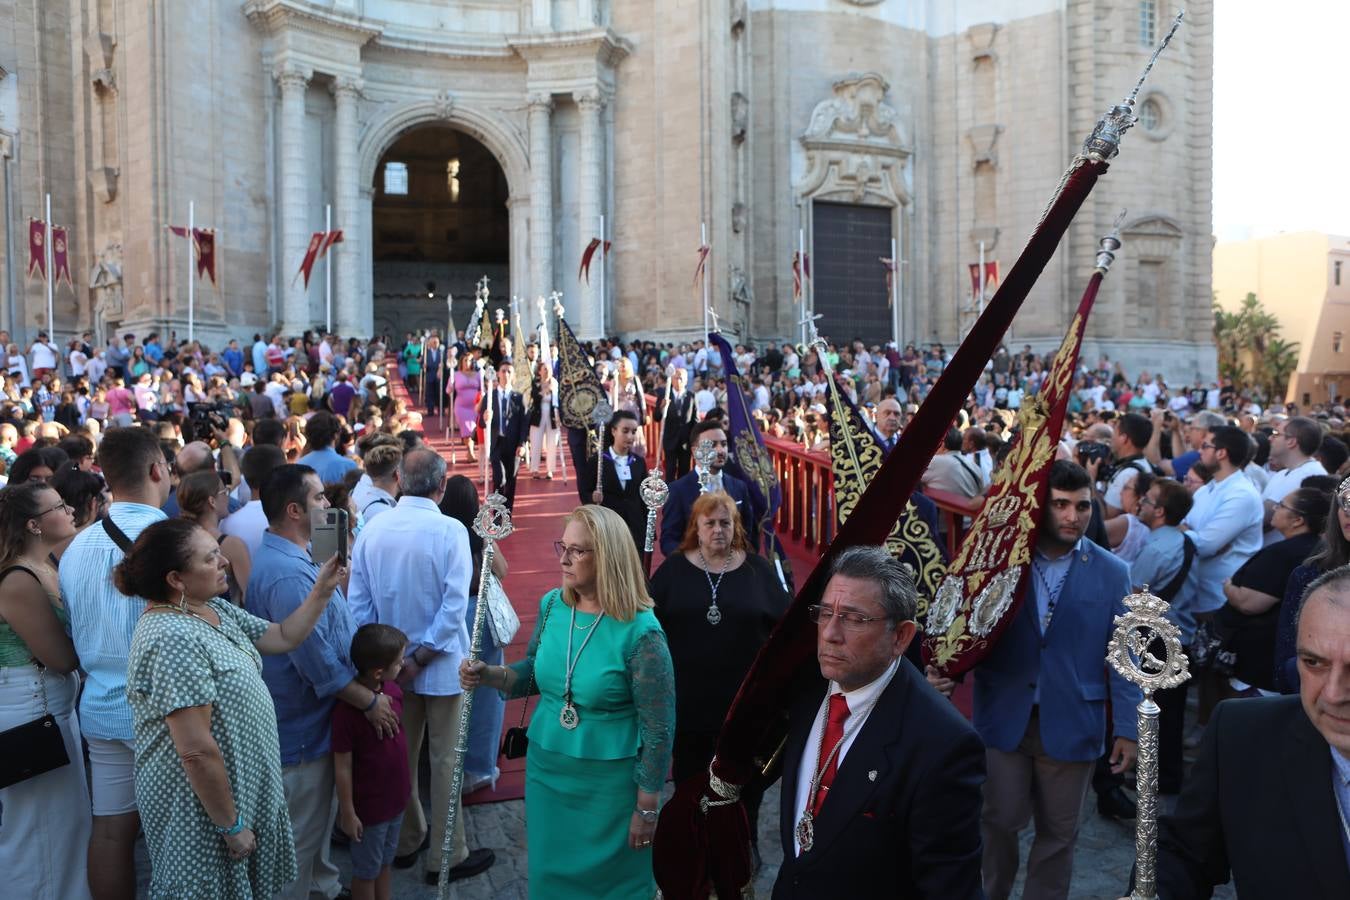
[694, 466, 724, 493]
[347, 496, 472, 695]
[69, 349, 88, 376]
[30, 341, 59, 370]
[1260, 456, 1326, 544]
[1182, 470, 1264, 614]
[792, 658, 900, 857]
[694, 388, 716, 417]
[220, 500, 268, 559]
[85, 354, 107, 385]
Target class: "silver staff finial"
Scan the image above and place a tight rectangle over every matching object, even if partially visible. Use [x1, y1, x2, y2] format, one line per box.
[694, 439, 717, 493]
[1095, 212, 1127, 274]
[639, 471, 669, 553]
[1082, 10, 1184, 163]
[707, 306, 722, 334]
[1106, 586, 1190, 900]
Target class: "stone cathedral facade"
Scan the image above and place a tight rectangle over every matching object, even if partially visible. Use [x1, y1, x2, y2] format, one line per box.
[0, 0, 1215, 379]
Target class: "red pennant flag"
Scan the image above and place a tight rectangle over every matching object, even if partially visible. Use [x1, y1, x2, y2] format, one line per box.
[693, 244, 711, 286]
[578, 237, 611, 283]
[52, 226, 73, 288]
[293, 231, 326, 288]
[27, 219, 46, 282]
[791, 251, 811, 298]
[167, 225, 190, 239]
[194, 228, 217, 284]
[968, 262, 982, 302]
[879, 256, 896, 305]
[984, 260, 1001, 298]
[319, 229, 344, 257]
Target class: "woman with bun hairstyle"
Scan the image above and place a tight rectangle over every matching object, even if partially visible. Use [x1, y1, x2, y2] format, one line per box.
[119, 518, 345, 899]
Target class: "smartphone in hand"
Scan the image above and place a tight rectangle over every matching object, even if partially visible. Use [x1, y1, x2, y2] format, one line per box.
[310, 508, 349, 564]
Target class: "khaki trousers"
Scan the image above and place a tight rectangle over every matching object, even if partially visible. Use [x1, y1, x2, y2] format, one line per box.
[980, 712, 1095, 900]
[396, 690, 469, 874]
[279, 755, 341, 900]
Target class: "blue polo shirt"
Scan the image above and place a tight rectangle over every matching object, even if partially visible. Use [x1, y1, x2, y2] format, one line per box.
[245, 531, 356, 766]
[296, 446, 358, 485]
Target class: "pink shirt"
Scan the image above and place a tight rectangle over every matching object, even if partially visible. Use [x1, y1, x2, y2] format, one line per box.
[106, 386, 135, 417]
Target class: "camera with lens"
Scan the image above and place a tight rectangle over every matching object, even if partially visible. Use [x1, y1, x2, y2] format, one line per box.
[1076, 440, 1112, 469]
[189, 402, 234, 443]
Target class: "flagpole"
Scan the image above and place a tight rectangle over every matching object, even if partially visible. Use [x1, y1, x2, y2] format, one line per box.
[44, 193, 53, 340]
[978, 240, 987, 318]
[701, 222, 709, 338]
[325, 204, 333, 334]
[598, 214, 606, 339]
[188, 201, 196, 344]
[891, 237, 900, 348]
[797, 225, 807, 347]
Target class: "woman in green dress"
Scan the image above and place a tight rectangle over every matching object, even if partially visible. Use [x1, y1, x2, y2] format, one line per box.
[462, 504, 676, 899]
[117, 518, 345, 900]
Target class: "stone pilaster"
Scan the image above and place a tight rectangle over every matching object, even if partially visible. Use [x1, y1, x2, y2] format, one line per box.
[333, 75, 364, 337]
[275, 64, 312, 334]
[527, 93, 554, 319]
[575, 88, 604, 340]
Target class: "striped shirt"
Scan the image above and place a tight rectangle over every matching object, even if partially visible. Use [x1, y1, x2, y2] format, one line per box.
[59, 502, 167, 741]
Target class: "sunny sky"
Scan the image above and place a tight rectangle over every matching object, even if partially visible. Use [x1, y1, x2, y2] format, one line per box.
[1212, 0, 1350, 240]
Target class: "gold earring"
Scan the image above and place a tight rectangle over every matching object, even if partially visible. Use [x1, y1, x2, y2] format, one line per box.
[177, 590, 187, 612]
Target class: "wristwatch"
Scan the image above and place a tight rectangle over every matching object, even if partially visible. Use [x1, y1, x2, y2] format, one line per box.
[634, 806, 659, 825]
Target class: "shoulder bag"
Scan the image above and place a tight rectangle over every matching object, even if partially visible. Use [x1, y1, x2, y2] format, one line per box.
[0, 661, 70, 788]
[500, 591, 556, 760]
[483, 571, 521, 647]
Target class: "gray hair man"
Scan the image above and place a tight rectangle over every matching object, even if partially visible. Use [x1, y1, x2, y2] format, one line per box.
[772, 545, 985, 897]
[346, 447, 495, 884]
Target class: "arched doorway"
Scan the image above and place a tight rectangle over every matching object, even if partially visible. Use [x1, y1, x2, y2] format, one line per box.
[371, 125, 510, 339]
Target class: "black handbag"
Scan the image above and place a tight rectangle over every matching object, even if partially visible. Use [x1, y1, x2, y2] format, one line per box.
[0, 664, 71, 789]
[500, 592, 556, 760]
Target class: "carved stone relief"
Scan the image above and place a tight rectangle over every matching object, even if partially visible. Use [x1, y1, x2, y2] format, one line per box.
[797, 72, 911, 208]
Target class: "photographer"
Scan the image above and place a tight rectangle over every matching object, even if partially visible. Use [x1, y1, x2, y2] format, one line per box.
[1146, 409, 1225, 479]
[1102, 413, 1155, 519]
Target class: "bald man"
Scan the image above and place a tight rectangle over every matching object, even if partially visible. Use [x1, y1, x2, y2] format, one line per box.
[1150, 568, 1350, 896]
[162, 439, 241, 517]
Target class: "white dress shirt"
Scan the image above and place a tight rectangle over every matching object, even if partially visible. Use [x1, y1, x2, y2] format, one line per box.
[1261, 456, 1327, 544]
[792, 657, 900, 857]
[1182, 470, 1264, 614]
[220, 499, 268, 559]
[347, 495, 472, 695]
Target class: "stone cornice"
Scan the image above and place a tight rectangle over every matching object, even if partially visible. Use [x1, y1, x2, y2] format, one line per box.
[244, 0, 382, 45]
[509, 28, 633, 69]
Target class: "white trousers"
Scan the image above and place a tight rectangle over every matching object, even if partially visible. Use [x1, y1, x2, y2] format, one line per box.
[0, 665, 91, 900]
[529, 423, 561, 475]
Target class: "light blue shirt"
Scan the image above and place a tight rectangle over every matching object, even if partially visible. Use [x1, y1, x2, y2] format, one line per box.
[252, 339, 268, 374]
[1332, 748, 1350, 869]
[1182, 471, 1264, 614]
[246, 531, 355, 766]
[296, 446, 358, 485]
[348, 496, 472, 696]
[1129, 525, 1200, 644]
[1030, 540, 1077, 704]
[59, 501, 168, 741]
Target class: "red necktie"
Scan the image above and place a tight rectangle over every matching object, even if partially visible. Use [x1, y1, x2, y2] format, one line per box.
[810, 693, 851, 816]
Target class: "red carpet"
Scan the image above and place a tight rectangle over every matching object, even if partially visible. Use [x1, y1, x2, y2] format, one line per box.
[389, 379, 960, 804]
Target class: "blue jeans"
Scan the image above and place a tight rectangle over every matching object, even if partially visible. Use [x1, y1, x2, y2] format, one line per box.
[464, 596, 505, 782]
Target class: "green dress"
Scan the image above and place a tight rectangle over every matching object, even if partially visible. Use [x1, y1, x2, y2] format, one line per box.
[126, 600, 296, 899]
[507, 590, 676, 899]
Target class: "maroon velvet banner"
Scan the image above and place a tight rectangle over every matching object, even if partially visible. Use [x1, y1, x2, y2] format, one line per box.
[194, 228, 216, 285]
[27, 219, 46, 282]
[52, 226, 72, 288]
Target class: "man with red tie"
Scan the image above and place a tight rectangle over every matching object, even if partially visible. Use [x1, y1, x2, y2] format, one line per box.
[773, 546, 986, 898]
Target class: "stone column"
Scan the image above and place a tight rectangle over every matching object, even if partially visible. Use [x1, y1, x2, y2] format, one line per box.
[575, 88, 604, 339]
[276, 64, 312, 335]
[527, 93, 554, 326]
[333, 76, 363, 338]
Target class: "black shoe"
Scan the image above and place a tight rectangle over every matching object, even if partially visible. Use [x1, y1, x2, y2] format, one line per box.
[392, 833, 431, 869]
[1096, 785, 1137, 821]
[332, 890, 352, 900]
[423, 848, 496, 885]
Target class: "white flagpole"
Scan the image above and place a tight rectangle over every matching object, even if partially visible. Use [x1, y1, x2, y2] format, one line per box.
[44, 193, 53, 339]
[598, 215, 606, 338]
[325, 204, 333, 334]
[701, 222, 709, 337]
[891, 236, 900, 347]
[978, 240, 987, 318]
[188, 201, 196, 344]
[798, 226, 807, 347]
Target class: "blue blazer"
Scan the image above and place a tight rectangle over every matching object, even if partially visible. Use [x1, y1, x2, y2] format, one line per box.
[659, 470, 756, 556]
[973, 540, 1141, 762]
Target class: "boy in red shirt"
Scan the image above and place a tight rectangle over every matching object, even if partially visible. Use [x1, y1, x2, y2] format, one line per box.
[334, 624, 412, 900]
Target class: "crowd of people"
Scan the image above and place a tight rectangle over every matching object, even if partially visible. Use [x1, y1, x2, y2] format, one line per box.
[0, 323, 1346, 899]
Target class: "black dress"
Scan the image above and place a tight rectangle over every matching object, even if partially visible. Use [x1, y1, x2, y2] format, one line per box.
[580, 451, 649, 555]
[1221, 531, 1319, 691]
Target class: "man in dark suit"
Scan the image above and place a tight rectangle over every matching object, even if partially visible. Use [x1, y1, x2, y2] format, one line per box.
[1149, 568, 1350, 898]
[423, 336, 445, 412]
[774, 546, 985, 898]
[655, 367, 697, 481]
[659, 419, 756, 555]
[480, 363, 527, 509]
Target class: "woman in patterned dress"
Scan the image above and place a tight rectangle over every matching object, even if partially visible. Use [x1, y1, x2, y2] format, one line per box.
[117, 518, 345, 899]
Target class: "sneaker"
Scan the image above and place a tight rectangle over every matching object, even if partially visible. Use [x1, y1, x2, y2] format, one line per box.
[424, 848, 496, 885]
[1096, 785, 1137, 821]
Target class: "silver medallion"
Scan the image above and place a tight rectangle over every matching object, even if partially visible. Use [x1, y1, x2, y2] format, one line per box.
[706, 604, 722, 625]
[796, 811, 814, 852]
[559, 703, 579, 730]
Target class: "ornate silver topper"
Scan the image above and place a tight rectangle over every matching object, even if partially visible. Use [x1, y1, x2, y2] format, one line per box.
[1082, 10, 1183, 162]
[592, 397, 613, 428]
[1096, 211, 1128, 273]
[473, 492, 514, 543]
[694, 438, 717, 493]
[707, 305, 722, 334]
[1107, 586, 1189, 696]
[639, 471, 669, 553]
